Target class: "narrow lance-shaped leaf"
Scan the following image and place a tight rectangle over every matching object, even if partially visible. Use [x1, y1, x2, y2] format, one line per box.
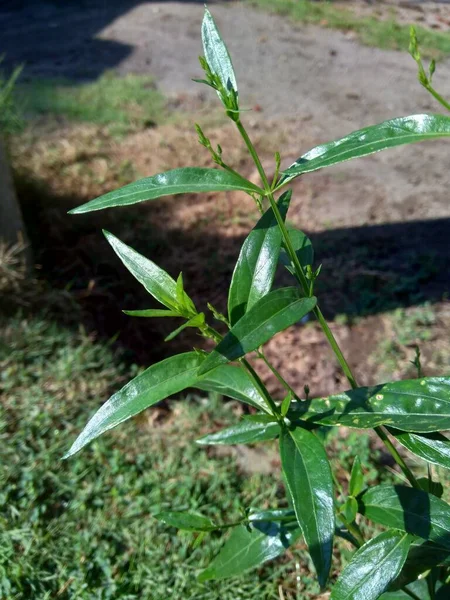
[280, 427, 335, 588]
[196, 419, 280, 446]
[360, 485, 450, 549]
[69, 167, 263, 214]
[228, 190, 291, 326]
[330, 530, 411, 600]
[279, 114, 450, 185]
[393, 540, 450, 589]
[201, 8, 238, 104]
[198, 521, 301, 582]
[103, 230, 188, 312]
[388, 428, 450, 470]
[155, 511, 215, 532]
[64, 352, 205, 458]
[199, 288, 316, 375]
[195, 364, 269, 413]
[123, 309, 179, 318]
[288, 377, 450, 433]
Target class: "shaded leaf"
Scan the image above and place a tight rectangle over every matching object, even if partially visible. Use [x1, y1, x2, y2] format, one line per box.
[279, 226, 314, 275]
[389, 429, 450, 470]
[349, 456, 364, 497]
[289, 377, 450, 433]
[394, 539, 450, 589]
[280, 427, 334, 588]
[64, 352, 204, 457]
[360, 485, 450, 549]
[155, 511, 215, 532]
[330, 530, 411, 600]
[228, 191, 291, 325]
[196, 420, 280, 446]
[199, 289, 316, 374]
[123, 309, 179, 318]
[280, 114, 450, 184]
[248, 508, 295, 523]
[198, 521, 300, 581]
[69, 168, 262, 214]
[195, 364, 269, 412]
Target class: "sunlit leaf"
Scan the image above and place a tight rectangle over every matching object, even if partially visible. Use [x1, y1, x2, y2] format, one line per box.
[196, 419, 280, 446]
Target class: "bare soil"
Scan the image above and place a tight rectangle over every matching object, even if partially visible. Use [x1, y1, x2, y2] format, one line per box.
[6, 1, 450, 397]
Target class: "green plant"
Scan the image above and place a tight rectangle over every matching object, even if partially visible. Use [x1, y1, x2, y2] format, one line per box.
[65, 11, 450, 599]
[0, 59, 23, 134]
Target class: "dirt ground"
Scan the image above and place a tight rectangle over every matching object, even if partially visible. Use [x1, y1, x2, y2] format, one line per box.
[5, 0, 450, 397]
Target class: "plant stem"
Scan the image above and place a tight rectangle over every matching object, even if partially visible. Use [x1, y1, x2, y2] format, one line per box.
[374, 426, 419, 488]
[235, 117, 421, 488]
[241, 357, 281, 417]
[424, 83, 450, 112]
[402, 587, 424, 600]
[256, 349, 299, 400]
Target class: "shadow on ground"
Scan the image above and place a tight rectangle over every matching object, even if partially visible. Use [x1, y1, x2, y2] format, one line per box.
[10, 174, 450, 367]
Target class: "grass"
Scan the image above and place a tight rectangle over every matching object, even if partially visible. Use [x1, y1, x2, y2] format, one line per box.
[2, 312, 429, 599]
[17, 72, 166, 136]
[250, 0, 450, 59]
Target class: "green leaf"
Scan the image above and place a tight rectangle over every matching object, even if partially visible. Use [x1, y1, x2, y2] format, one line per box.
[199, 289, 316, 375]
[198, 521, 301, 581]
[195, 364, 269, 412]
[103, 231, 179, 311]
[228, 191, 291, 325]
[164, 313, 205, 342]
[123, 309, 179, 318]
[360, 485, 450, 549]
[289, 377, 450, 433]
[64, 352, 205, 458]
[280, 427, 334, 588]
[349, 456, 364, 497]
[330, 530, 411, 600]
[201, 8, 238, 103]
[69, 168, 262, 214]
[279, 114, 450, 184]
[196, 420, 280, 446]
[341, 497, 358, 524]
[279, 226, 314, 275]
[155, 511, 215, 532]
[248, 508, 295, 523]
[394, 540, 450, 589]
[388, 429, 450, 470]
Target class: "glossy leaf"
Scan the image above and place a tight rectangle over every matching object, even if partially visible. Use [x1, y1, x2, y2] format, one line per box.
[69, 168, 262, 214]
[64, 352, 205, 457]
[289, 377, 450, 433]
[248, 508, 295, 523]
[155, 511, 215, 532]
[279, 114, 450, 184]
[198, 521, 301, 581]
[279, 226, 314, 275]
[123, 309, 179, 318]
[389, 429, 450, 470]
[360, 485, 450, 549]
[199, 289, 316, 375]
[228, 191, 291, 325]
[280, 427, 334, 588]
[341, 497, 358, 524]
[196, 420, 280, 446]
[349, 456, 364, 497]
[201, 8, 238, 102]
[330, 530, 411, 600]
[195, 364, 268, 412]
[103, 231, 184, 312]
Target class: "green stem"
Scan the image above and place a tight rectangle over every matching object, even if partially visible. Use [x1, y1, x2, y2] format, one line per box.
[256, 349, 299, 400]
[402, 587, 423, 600]
[374, 426, 419, 488]
[424, 83, 450, 112]
[241, 357, 281, 418]
[235, 117, 421, 489]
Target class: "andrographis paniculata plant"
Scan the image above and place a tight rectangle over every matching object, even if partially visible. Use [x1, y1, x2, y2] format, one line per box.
[65, 13, 450, 599]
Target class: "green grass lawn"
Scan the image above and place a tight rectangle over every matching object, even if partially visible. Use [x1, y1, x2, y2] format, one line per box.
[17, 72, 166, 136]
[250, 0, 450, 59]
[2, 313, 419, 599]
